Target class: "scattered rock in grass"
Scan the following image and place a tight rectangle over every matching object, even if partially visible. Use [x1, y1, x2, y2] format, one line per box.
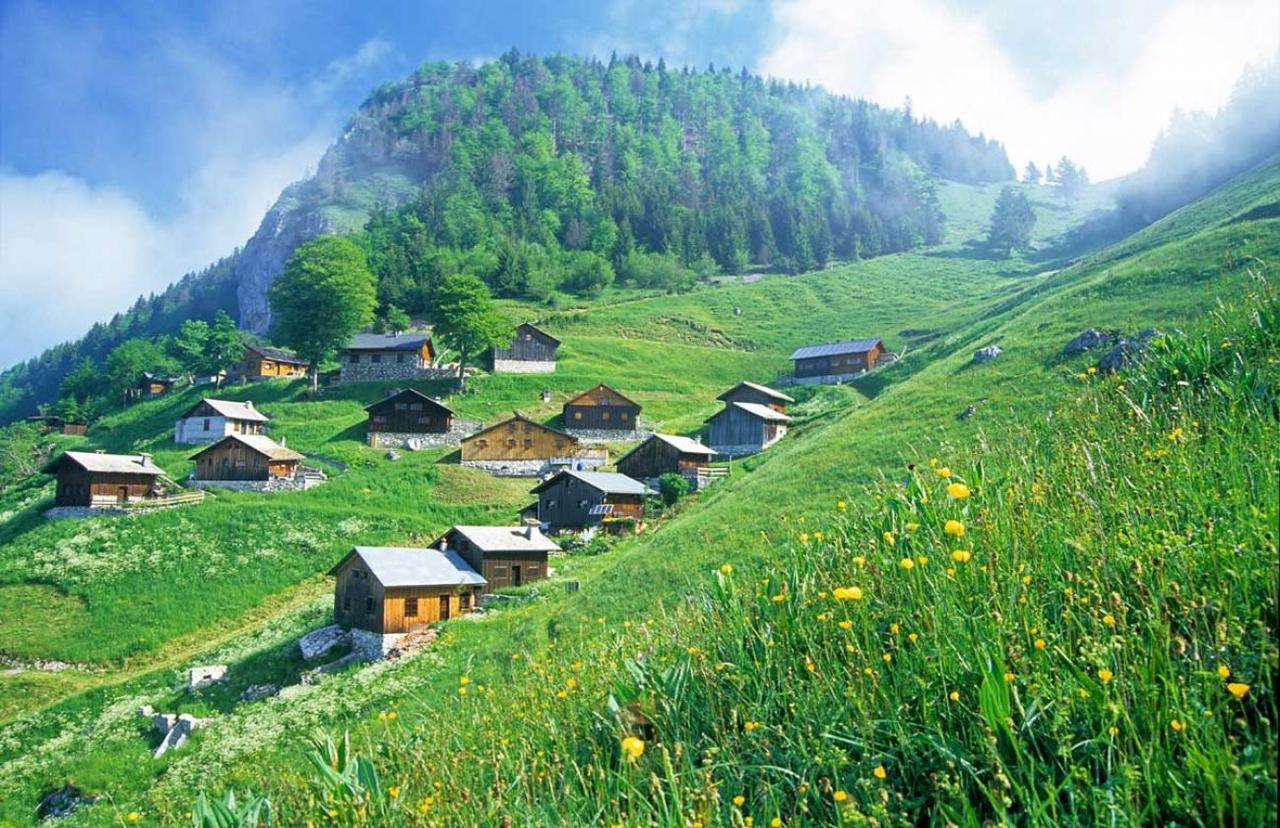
[1064, 328, 1114, 354]
[138, 704, 154, 718]
[152, 713, 177, 734]
[385, 450, 401, 461]
[1098, 338, 1148, 373]
[972, 345, 1002, 363]
[188, 664, 227, 690]
[960, 404, 976, 420]
[240, 683, 279, 702]
[153, 713, 209, 759]
[36, 785, 95, 821]
[1137, 327, 1164, 342]
[298, 625, 350, 660]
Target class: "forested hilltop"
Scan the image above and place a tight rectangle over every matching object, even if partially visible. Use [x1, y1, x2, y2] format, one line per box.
[0, 52, 1013, 422]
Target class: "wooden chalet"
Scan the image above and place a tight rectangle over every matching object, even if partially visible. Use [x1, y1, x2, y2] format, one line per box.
[42, 450, 165, 508]
[460, 412, 587, 474]
[489, 323, 560, 373]
[189, 434, 303, 481]
[718, 381, 794, 412]
[239, 345, 308, 379]
[330, 546, 485, 634]
[364, 388, 454, 446]
[790, 338, 884, 384]
[531, 470, 648, 530]
[563, 383, 641, 432]
[138, 372, 177, 398]
[174, 398, 269, 444]
[706, 402, 791, 457]
[616, 433, 717, 486]
[432, 525, 560, 590]
[339, 332, 436, 382]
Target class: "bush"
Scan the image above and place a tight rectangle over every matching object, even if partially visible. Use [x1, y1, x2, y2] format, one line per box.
[657, 472, 690, 506]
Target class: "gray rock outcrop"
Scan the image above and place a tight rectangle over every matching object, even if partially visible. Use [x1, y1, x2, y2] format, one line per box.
[972, 345, 1003, 363]
[298, 625, 350, 660]
[1064, 328, 1114, 354]
[188, 665, 227, 690]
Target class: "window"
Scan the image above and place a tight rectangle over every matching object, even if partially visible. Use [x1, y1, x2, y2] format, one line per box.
[395, 402, 408, 411]
[620, 411, 629, 420]
[404, 597, 418, 617]
[203, 418, 210, 431]
[600, 398, 610, 406]
[409, 403, 422, 411]
[523, 438, 533, 448]
[373, 415, 387, 424]
[506, 439, 518, 448]
[365, 597, 374, 613]
[350, 353, 360, 364]
[574, 411, 583, 420]
[554, 440, 565, 449]
[418, 416, 431, 425]
[546, 499, 558, 508]
[578, 499, 590, 509]
[371, 353, 382, 364]
[524, 333, 533, 341]
[602, 411, 611, 421]
[507, 422, 516, 432]
[476, 439, 488, 449]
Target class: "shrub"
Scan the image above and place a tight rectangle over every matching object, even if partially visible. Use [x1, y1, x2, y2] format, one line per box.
[657, 472, 690, 506]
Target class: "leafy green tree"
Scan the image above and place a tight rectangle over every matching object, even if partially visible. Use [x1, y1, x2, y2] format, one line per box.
[172, 319, 211, 379]
[431, 274, 512, 389]
[206, 310, 245, 387]
[269, 236, 378, 393]
[987, 186, 1037, 256]
[105, 338, 177, 404]
[657, 472, 690, 506]
[58, 357, 102, 405]
[382, 305, 411, 335]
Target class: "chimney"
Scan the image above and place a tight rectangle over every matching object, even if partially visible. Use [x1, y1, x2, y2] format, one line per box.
[245, 400, 253, 409]
[94, 449, 107, 454]
[524, 526, 534, 540]
[279, 436, 286, 447]
[438, 537, 448, 552]
[139, 453, 152, 467]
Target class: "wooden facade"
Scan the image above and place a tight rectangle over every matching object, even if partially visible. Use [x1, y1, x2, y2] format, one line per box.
[341, 334, 436, 368]
[563, 384, 641, 431]
[706, 402, 790, 456]
[330, 547, 484, 634]
[460, 413, 578, 462]
[43, 451, 164, 507]
[240, 345, 308, 379]
[435, 526, 560, 591]
[190, 434, 302, 481]
[616, 434, 716, 481]
[532, 470, 647, 530]
[718, 381, 793, 413]
[489, 323, 560, 370]
[175, 399, 268, 444]
[365, 389, 453, 436]
[138, 373, 176, 398]
[791, 339, 884, 380]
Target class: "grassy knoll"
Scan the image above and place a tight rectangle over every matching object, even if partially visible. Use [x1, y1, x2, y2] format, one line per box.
[0, 167, 1274, 825]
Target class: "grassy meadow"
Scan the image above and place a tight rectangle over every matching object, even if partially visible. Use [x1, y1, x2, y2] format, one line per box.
[0, 164, 1276, 825]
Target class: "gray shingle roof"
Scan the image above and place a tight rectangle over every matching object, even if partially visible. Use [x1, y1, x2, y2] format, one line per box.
[728, 402, 792, 422]
[246, 345, 308, 364]
[189, 434, 303, 462]
[184, 398, 269, 422]
[717, 381, 794, 403]
[442, 525, 561, 553]
[337, 546, 486, 588]
[345, 332, 433, 351]
[790, 338, 883, 360]
[362, 387, 454, 414]
[531, 469, 650, 495]
[45, 450, 165, 476]
[650, 433, 717, 455]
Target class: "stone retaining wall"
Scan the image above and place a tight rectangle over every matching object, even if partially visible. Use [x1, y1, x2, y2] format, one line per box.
[566, 428, 652, 443]
[462, 459, 548, 477]
[492, 359, 555, 374]
[787, 371, 863, 386]
[369, 420, 481, 449]
[187, 477, 315, 493]
[45, 506, 138, 519]
[339, 362, 455, 384]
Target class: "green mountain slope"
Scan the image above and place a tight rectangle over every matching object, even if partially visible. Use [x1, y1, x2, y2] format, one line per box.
[0, 157, 1275, 825]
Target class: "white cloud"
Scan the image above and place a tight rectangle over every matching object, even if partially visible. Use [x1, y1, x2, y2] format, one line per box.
[760, 0, 1279, 179]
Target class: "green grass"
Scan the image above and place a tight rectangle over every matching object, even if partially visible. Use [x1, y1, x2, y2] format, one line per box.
[0, 166, 1275, 825]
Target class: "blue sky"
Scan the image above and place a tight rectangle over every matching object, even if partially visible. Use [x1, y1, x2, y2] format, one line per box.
[1, 0, 1275, 368]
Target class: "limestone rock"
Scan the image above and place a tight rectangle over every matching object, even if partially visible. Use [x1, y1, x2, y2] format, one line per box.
[240, 683, 279, 702]
[1137, 327, 1164, 342]
[972, 345, 1002, 363]
[960, 404, 976, 420]
[299, 625, 349, 660]
[188, 665, 227, 690]
[1098, 339, 1146, 373]
[1064, 328, 1114, 354]
[36, 785, 95, 821]
[385, 450, 401, 461]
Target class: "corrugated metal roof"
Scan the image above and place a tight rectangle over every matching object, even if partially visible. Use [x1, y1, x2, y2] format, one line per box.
[730, 402, 792, 422]
[186, 398, 269, 422]
[46, 450, 165, 476]
[531, 469, 650, 495]
[443, 525, 560, 553]
[651, 434, 717, 455]
[345, 332, 433, 351]
[789, 338, 883, 360]
[340, 546, 486, 588]
[717, 381, 794, 403]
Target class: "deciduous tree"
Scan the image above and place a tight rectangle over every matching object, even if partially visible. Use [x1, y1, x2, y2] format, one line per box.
[431, 274, 512, 389]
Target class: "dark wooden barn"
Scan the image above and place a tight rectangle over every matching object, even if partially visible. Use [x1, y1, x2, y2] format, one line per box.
[330, 546, 485, 634]
[189, 434, 303, 481]
[718, 381, 794, 412]
[364, 388, 454, 439]
[489, 323, 560, 373]
[42, 450, 165, 507]
[790, 338, 884, 383]
[432, 525, 560, 591]
[706, 402, 791, 457]
[563, 384, 641, 432]
[616, 433, 716, 483]
[531, 470, 648, 530]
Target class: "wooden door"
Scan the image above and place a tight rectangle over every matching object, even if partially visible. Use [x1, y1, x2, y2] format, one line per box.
[117, 486, 128, 505]
[438, 594, 450, 621]
[512, 565, 523, 587]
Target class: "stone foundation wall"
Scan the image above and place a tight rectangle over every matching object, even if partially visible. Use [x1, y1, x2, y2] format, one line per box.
[188, 476, 317, 493]
[339, 362, 454, 384]
[44, 506, 138, 519]
[349, 628, 406, 659]
[565, 428, 651, 444]
[369, 420, 481, 449]
[462, 459, 548, 477]
[709, 443, 773, 458]
[492, 359, 555, 374]
[787, 371, 863, 386]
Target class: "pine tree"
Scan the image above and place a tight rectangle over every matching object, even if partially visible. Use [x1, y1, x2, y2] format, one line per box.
[988, 185, 1037, 256]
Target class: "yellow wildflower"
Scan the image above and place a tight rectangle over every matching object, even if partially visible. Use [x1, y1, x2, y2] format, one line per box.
[799, 532, 810, 544]
[733, 795, 746, 807]
[882, 531, 895, 547]
[1034, 638, 1046, 650]
[1170, 719, 1184, 732]
[944, 520, 965, 537]
[621, 735, 646, 760]
[459, 676, 470, 686]
[853, 555, 866, 566]
[899, 557, 915, 570]
[1003, 672, 1016, 683]
[833, 586, 864, 601]
[949, 690, 960, 702]
[388, 786, 401, 799]
[936, 466, 951, 478]
[1097, 668, 1113, 683]
[951, 549, 972, 563]
[833, 790, 848, 803]
[873, 765, 887, 780]
[947, 482, 970, 499]
[1217, 664, 1230, 679]
[720, 563, 733, 575]
[837, 500, 847, 511]
[889, 623, 900, 634]
[126, 814, 140, 825]
[1227, 683, 1250, 700]
[1102, 614, 1115, 627]
[1168, 427, 1183, 442]
[838, 620, 853, 630]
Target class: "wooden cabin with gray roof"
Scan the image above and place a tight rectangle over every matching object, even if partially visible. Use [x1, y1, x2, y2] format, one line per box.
[431, 525, 560, 590]
[705, 401, 791, 457]
[531, 470, 649, 531]
[189, 434, 304, 483]
[339, 332, 439, 383]
[616, 433, 718, 489]
[330, 546, 485, 635]
[790, 338, 886, 385]
[489, 322, 560, 373]
[42, 450, 166, 508]
[717, 381, 794, 412]
[174, 398, 270, 444]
